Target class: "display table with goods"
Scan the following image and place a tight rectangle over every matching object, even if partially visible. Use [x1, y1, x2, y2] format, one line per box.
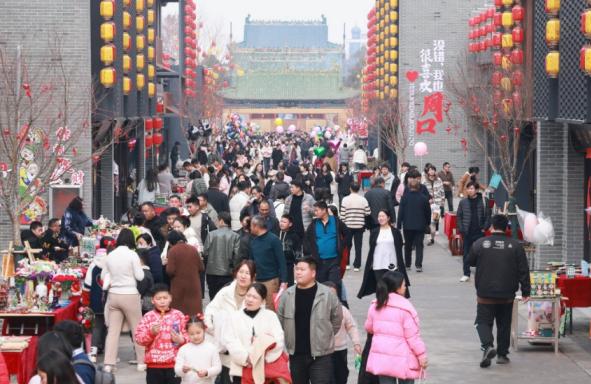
[556, 273, 591, 334]
[511, 271, 562, 354]
[0, 259, 86, 336]
[0, 335, 38, 384]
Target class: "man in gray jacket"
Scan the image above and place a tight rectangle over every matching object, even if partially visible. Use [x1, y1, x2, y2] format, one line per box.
[203, 212, 241, 299]
[278, 256, 343, 384]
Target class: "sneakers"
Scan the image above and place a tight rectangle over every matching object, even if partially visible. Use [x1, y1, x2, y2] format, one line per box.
[415, 267, 423, 272]
[345, 265, 351, 270]
[103, 365, 114, 374]
[427, 239, 435, 246]
[128, 360, 138, 365]
[496, 355, 510, 365]
[460, 275, 470, 282]
[353, 268, 360, 272]
[480, 346, 497, 368]
[137, 363, 147, 372]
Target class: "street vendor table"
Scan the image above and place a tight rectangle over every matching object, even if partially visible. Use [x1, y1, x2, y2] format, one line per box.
[0, 296, 80, 336]
[2, 336, 37, 384]
[556, 275, 591, 333]
[511, 296, 561, 354]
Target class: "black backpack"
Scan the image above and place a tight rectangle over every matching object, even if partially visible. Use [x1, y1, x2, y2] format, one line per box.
[73, 360, 116, 384]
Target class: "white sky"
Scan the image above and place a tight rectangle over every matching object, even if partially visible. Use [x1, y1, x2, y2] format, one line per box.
[192, 0, 373, 45]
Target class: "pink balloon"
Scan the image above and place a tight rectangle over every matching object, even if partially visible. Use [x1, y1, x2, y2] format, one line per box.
[275, 125, 284, 134]
[288, 124, 296, 133]
[414, 141, 428, 157]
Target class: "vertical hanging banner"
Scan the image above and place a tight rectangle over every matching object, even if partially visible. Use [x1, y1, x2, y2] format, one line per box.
[406, 70, 418, 147]
[417, 40, 446, 135]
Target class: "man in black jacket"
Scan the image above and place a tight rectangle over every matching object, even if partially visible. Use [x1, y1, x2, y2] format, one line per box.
[364, 177, 396, 225]
[457, 181, 491, 282]
[397, 170, 430, 272]
[279, 214, 303, 286]
[206, 177, 230, 214]
[468, 215, 530, 368]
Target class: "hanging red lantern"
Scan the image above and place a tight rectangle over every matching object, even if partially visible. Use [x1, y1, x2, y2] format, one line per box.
[145, 134, 153, 148]
[153, 132, 163, 147]
[492, 71, 503, 87]
[144, 118, 153, 132]
[492, 32, 502, 48]
[512, 26, 524, 44]
[512, 5, 525, 22]
[153, 116, 163, 130]
[487, 7, 495, 19]
[486, 23, 494, 34]
[511, 48, 524, 65]
[512, 70, 524, 86]
[492, 51, 502, 66]
[494, 12, 502, 27]
[156, 100, 164, 113]
[494, 0, 503, 7]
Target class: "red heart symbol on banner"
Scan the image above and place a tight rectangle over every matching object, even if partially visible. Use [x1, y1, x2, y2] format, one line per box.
[406, 70, 419, 83]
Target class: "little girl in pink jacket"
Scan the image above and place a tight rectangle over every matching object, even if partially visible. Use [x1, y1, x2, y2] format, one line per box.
[365, 271, 428, 384]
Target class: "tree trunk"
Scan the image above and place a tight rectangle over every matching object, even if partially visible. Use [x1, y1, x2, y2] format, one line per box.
[508, 195, 519, 240]
[11, 216, 22, 247]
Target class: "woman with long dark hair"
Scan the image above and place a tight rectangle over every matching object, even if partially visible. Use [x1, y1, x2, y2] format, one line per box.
[358, 210, 409, 299]
[314, 163, 333, 202]
[61, 196, 92, 247]
[36, 350, 80, 384]
[364, 271, 428, 384]
[137, 168, 160, 204]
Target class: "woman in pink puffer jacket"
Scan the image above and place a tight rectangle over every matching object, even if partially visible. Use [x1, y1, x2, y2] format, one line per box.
[365, 271, 428, 384]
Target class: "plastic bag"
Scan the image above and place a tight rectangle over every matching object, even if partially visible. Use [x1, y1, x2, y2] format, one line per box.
[533, 212, 554, 246]
[516, 207, 538, 242]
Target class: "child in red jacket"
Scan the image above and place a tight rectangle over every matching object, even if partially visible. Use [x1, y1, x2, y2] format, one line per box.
[135, 284, 188, 384]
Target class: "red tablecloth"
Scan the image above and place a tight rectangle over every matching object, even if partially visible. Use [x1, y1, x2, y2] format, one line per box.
[0, 295, 80, 335]
[2, 336, 38, 384]
[557, 275, 591, 308]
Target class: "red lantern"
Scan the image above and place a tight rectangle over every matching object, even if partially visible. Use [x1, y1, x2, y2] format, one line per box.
[479, 26, 487, 37]
[156, 100, 164, 113]
[127, 138, 137, 152]
[153, 132, 163, 147]
[492, 32, 502, 48]
[145, 134, 153, 148]
[144, 118, 153, 132]
[486, 23, 494, 34]
[512, 5, 524, 22]
[487, 7, 495, 19]
[511, 48, 524, 65]
[512, 27, 524, 44]
[494, 0, 503, 7]
[492, 71, 503, 87]
[184, 26, 192, 35]
[494, 12, 502, 27]
[512, 70, 524, 86]
[479, 40, 487, 51]
[153, 117, 163, 130]
[492, 51, 502, 66]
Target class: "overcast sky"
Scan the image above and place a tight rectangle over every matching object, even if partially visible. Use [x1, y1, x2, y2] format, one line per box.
[181, 0, 373, 45]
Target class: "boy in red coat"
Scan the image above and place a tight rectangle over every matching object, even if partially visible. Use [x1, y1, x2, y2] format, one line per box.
[135, 284, 188, 384]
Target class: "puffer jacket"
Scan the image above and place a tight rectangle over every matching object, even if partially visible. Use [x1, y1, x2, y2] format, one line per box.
[277, 283, 343, 357]
[456, 193, 491, 235]
[204, 281, 243, 367]
[222, 308, 284, 378]
[135, 309, 188, 368]
[422, 177, 445, 207]
[365, 293, 427, 380]
[203, 227, 241, 276]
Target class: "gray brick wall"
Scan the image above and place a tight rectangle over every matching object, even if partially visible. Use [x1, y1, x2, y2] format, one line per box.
[399, 0, 485, 174]
[535, 121, 585, 267]
[0, 0, 92, 245]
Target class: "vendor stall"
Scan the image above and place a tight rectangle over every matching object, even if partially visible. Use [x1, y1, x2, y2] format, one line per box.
[1, 336, 37, 384]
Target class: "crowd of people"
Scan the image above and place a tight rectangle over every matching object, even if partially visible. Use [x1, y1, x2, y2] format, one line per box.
[23, 131, 533, 384]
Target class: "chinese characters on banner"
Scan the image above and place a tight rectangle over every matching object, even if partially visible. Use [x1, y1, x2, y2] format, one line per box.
[406, 70, 419, 147]
[417, 40, 446, 135]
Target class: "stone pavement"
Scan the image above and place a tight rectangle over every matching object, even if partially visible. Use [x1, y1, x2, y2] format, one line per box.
[111, 232, 591, 384]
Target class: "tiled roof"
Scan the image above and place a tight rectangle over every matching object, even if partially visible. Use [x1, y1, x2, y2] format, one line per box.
[240, 22, 336, 49]
[220, 71, 359, 101]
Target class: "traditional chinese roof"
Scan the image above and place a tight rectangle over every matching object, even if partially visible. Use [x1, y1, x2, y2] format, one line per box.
[239, 16, 338, 49]
[220, 71, 359, 101]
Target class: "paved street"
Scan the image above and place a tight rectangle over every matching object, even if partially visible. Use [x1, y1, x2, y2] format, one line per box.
[113, 232, 591, 384]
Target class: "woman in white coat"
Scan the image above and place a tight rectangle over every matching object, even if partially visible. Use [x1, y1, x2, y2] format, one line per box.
[204, 260, 256, 384]
[222, 282, 285, 384]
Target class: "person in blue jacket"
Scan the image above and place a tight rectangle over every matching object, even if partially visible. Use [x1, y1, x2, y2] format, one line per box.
[60, 197, 92, 247]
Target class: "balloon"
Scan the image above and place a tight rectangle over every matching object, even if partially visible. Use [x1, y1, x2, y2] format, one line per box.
[313, 146, 327, 157]
[413, 141, 428, 157]
[276, 125, 284, 134]
[274, 118, 284, 127]
[309, 130, 318, 138]
[533, 216, 554, 246]
[288, 124, 296, 133]
[334, 125, 341, 131]
[324, 131, 332, 139]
